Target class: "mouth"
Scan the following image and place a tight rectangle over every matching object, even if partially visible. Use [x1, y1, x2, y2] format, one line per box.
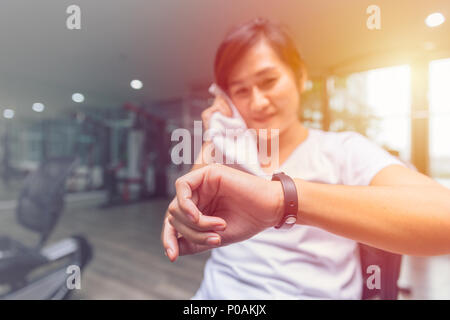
[251, 113, 276, 123]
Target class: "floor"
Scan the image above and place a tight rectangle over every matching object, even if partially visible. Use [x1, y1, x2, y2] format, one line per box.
[0, 198, 210, 299]
[0, 179, 23, 202]
[0, 197, 448, 299]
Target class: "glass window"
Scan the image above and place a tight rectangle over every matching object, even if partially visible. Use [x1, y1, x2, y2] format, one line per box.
[429, 58, 450, 185]
[329, 65, 411, 161]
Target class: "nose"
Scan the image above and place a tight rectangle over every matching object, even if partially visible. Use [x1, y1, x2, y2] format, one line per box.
[249, 86, 270, 113]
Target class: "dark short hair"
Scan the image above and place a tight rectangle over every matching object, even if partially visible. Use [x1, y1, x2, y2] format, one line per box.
[214, 17, 307, 94]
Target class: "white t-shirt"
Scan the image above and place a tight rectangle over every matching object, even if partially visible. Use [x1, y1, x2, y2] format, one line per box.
[192, 128, 406, 300]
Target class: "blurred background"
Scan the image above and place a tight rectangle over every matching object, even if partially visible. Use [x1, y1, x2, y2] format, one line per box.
[0, 0, 449, 299]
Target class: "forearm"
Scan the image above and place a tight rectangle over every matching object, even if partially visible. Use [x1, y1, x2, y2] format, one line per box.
[294, 180, 450, 256]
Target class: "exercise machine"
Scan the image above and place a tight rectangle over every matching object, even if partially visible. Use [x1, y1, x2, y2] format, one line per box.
[0, 157, 93, 299]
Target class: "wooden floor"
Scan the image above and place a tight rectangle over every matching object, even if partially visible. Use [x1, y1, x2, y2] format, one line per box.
[0, 198, 210, 299]
[0, 197, 449, 299]
[0, 179, 23, 202]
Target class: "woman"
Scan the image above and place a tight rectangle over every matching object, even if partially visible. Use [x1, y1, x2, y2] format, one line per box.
[161, 18, 450, 299]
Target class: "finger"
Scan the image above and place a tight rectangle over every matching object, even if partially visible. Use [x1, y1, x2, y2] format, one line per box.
[170, 191, 226, 231]
[169, 203, 227, 232]
[174, 179, 200, 223]
[215, 97, 232, 117]
[162, 216, 180, 262]
[202, 97, 233, 126]
[174, 165, 222, 223]
[201, 106, 219, 121]
[168, 215, 222, 246]
[201, 107, 220, 129]
[178, 236, 215, 256]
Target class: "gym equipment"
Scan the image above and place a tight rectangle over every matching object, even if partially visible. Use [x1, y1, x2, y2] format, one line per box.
[122, 103, 166, 198]
[359, 243, 402, 299]
[72, 110, 154, 206]
[0, 157, 93, 299]
[101, 103, 167, 206]
[69, 113, 112, 193]
[0, 121, 27, 188]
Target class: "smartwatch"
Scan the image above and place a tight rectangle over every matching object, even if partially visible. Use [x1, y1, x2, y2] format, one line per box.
[271, 172, 298, 229]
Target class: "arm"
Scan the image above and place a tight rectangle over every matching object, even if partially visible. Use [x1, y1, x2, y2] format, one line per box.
[294, 164, 450, 256]
[166, 164, 450, 260]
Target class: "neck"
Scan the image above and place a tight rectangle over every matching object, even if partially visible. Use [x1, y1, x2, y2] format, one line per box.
[278, 120, 308, 153]
[257, 120, 308, 172]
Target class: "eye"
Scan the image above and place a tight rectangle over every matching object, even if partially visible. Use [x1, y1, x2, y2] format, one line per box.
[260, 77, 277, 89]
[234, 87, 249, 96]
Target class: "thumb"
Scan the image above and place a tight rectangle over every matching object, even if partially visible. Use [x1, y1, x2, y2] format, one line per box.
[163, 218, 180, 262]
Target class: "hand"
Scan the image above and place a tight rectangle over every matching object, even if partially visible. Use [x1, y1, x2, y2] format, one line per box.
[161, 164, 284, 262]
[201, 95, 232, 131]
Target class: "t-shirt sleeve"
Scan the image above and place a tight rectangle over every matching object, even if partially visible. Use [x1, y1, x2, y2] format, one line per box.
[339, 132, 406, 186]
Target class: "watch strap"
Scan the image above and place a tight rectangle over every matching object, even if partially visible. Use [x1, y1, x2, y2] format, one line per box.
[271, 172, 298, 229]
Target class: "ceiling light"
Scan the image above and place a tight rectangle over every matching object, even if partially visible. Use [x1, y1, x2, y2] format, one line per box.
[425, 13, 445, 28]
[3, 109, 15, 119]
[32, 102, 45, 112]
[130, 79, 143, 90]
[72, 93, 85, 103]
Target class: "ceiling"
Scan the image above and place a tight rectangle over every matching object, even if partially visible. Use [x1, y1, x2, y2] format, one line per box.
[0, 0, 449, 119]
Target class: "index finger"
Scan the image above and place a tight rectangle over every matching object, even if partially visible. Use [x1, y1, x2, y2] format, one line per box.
[175, 180, 201, 223]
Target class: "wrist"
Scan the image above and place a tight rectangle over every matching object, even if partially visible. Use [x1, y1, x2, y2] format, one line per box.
[270, 181, 285, 228]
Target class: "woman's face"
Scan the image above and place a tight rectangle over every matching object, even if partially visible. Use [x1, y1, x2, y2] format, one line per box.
[227, 38, 301, 135]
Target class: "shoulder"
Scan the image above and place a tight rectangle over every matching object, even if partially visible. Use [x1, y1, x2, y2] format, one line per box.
[318, 129, 366, 141]
[305, 128, 394, 162]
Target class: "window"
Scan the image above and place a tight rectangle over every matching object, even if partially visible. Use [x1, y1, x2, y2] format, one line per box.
[328, 65, 411, 161]
[429, 58, 450, 183]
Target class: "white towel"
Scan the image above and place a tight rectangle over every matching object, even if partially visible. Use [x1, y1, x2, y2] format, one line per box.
[207, 83, 276, 179]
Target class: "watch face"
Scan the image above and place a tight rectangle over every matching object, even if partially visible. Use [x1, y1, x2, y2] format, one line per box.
[286, 217, 297, 224]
